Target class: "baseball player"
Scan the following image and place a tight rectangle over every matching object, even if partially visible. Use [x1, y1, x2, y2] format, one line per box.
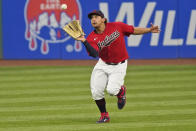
[76, 10, 160, 123]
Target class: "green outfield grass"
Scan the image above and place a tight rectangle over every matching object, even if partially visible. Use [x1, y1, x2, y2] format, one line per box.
[0, 65, 196, 131]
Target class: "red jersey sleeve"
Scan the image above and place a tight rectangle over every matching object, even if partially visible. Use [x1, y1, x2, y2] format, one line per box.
[84, 34, 99, 57]
[86, 35, 99, 51]
[115, 22, 134, 36]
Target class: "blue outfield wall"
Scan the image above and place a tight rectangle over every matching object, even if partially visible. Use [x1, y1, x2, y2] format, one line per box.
[1, 0, 196, 59]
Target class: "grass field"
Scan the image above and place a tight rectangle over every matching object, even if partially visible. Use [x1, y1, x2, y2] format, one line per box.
[0, 65, 196, 131]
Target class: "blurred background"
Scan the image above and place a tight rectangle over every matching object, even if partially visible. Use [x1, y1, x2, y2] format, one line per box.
[0, 0, 195, 60]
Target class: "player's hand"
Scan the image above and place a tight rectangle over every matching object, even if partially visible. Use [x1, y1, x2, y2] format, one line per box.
[76, 35, 86, 42]
[150, 23, 161, 33]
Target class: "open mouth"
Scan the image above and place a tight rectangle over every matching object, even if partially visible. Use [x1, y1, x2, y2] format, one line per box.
[92, 22, 97, 26]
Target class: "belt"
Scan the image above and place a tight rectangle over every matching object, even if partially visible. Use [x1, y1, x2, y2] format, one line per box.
[106, 60, 125, 65]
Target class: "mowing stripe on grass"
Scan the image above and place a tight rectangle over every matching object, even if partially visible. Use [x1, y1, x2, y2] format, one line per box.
[0, 119, 196, 131]
[0, 90, 195, 103]
[0, 109, 196, 122]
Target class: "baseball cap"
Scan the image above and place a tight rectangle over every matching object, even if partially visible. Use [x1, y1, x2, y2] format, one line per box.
[88, 10, 105, 19]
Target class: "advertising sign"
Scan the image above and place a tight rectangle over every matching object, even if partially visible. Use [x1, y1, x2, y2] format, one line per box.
[2, 0, 196, 59]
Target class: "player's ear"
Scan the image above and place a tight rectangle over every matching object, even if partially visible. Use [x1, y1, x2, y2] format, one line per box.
[102, 18, 107, 24]
[104, 18, 107, 24]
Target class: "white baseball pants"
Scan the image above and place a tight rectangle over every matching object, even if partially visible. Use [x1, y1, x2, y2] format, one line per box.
[90, 58, 127, 100]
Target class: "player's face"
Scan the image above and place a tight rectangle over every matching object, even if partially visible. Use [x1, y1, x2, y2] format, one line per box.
[91, 15, 105, 28]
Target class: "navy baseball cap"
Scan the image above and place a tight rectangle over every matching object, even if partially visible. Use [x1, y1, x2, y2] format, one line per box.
[88, 10, 105, 19]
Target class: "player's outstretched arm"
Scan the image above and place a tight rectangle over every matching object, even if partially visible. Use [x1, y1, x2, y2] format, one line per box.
[133, 23, 160, 35]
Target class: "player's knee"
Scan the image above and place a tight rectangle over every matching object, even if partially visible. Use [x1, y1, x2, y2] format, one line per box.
[106, 86, 119, 96]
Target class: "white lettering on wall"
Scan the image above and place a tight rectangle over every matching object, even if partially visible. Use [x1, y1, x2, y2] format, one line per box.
[163, 11, 183, 46]
[150, 11, 163, 46]
[187, 10, 196, 45]
[99, 2, 194, 47]
[115, 2, 134, 25]
[127, 2, 156, 47]
[99, 3, 109, 22]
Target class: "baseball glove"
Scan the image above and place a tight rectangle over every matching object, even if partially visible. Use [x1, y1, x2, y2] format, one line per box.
[63, 20, 85, 39]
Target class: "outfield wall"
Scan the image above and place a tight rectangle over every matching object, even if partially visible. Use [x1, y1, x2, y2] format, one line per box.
[1, 0, 196, 59]
[0, 0, 3, 59]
